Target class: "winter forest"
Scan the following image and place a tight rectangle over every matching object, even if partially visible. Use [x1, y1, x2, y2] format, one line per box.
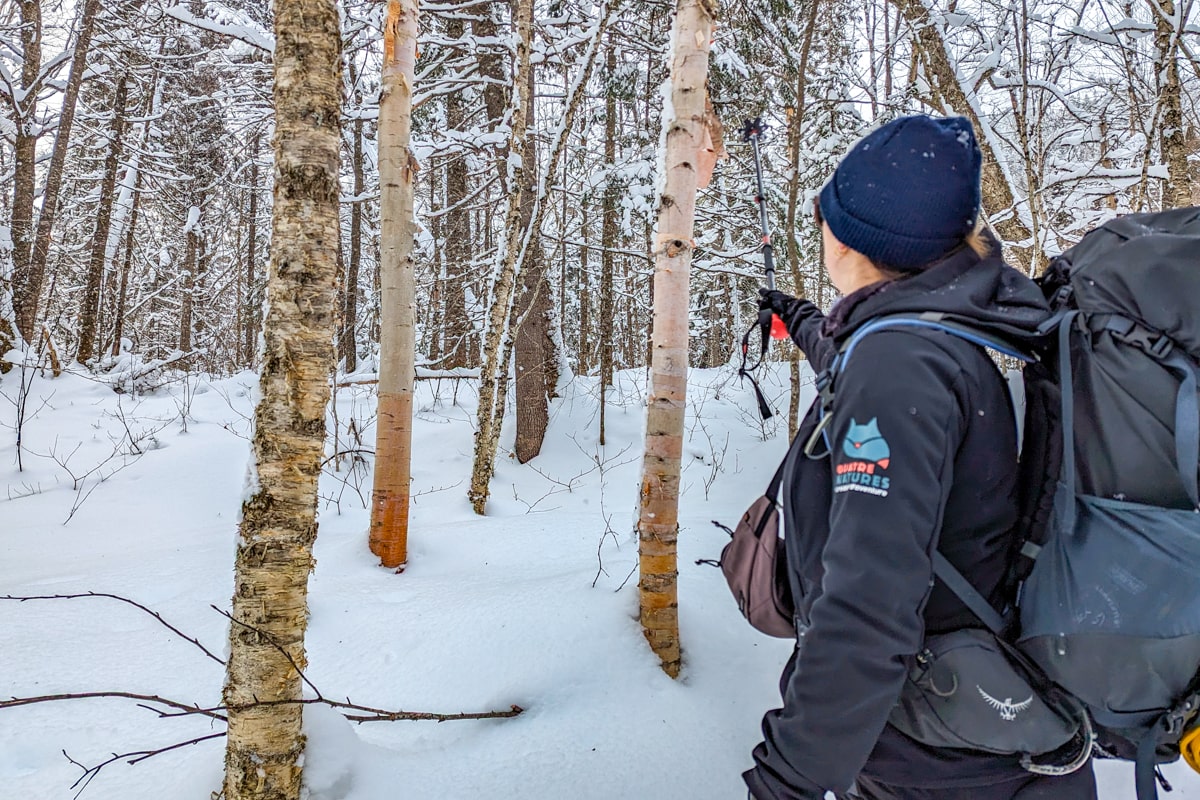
[2, 0, 1199, 797]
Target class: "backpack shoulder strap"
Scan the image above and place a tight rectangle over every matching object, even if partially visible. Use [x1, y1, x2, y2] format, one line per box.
[800, 312, 1037, 631]
[802, 312, 1036, 459]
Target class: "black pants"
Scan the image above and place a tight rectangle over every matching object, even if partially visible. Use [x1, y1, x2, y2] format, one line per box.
[850, 764, 1097, 800]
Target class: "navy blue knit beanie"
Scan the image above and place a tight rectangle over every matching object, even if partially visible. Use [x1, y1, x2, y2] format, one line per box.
[818, 115, 982, 271]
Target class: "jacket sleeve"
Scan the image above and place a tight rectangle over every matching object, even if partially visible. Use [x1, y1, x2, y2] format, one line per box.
[745, 331, 969, 797]
[765, 292, 837, 372]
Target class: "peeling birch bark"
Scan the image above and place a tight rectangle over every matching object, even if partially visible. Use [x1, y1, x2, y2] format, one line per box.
[221, 0, 341, 797]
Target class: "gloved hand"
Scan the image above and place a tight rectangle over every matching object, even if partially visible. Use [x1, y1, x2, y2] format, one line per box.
[757, 288, 797, 317]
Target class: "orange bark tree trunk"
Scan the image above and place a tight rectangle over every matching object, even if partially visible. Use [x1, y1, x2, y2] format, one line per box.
[369, 0, 420, 569]
[636, 0, 715, 679]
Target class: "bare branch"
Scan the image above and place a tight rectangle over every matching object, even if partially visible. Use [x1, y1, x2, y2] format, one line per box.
[0, 593, 225, 666]
[0, 692, 226, 721]
[64, 732, 225, 799]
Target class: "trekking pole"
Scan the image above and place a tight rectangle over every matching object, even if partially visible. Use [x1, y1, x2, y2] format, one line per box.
[734, 117, 786, 420]
[739, 117, 788, 340]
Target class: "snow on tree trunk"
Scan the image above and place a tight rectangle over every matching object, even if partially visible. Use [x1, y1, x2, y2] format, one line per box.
[468, 0, 534, 515]
[369, 0, 419, 570]
[636, 0, 716, 679]
[220, 0, 340, 796]
[179, 200, 202, 353]
[511, 9, 611, 463]
[1153, 0, 1193, 209]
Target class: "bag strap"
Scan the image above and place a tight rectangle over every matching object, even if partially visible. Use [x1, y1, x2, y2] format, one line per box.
[765, 439, 790, 500]
[931, 552, 1007, 634]
[1057, 312, 1079, 533]
[1169, 352, 1200, 510]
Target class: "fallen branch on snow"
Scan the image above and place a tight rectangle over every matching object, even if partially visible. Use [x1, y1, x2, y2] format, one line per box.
[3, 592, 526, 796]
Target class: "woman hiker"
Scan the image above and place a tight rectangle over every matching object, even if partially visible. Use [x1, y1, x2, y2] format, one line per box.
[744, 114, 1097, 800]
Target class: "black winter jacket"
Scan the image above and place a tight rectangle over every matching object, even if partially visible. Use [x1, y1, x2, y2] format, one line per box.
[744, 247, 1053, 799]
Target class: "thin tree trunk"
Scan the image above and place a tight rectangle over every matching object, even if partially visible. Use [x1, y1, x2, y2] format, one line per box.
[244, 133, 262, 366]
[637, 0, 715, 679]
[578, 201, 591, 376]
[513, 62, 548, 464]
[179, 197, 202, 352]
[109, 175, 142, 358]
[25, 0, 101, 337]
[427, 167, 443, 363]
[509, 7, 611, 463]
[341, 115, 364, 371]
[782, 0, 821, 443]
[784, 0, 820, 293]
[10, 0, 42, 342]
[467, 0, 534, 515]
[221, 0, 340, 796]
[369, 0, 419, 569]
[442, 16, 473, 370]
[599, 42, 617, 447]
[76, 76, 129, 364]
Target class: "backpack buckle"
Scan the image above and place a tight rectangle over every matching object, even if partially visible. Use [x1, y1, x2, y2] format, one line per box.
[1147, 334, 1173, 360]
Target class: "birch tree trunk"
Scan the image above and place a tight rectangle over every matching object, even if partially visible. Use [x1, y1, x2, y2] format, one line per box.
[221, 0, 340, 795]
[109, 181, 141, 358]
[467, 0, 534, 515]
[369, 0, 419, 569]
[637, 0, 715, 679]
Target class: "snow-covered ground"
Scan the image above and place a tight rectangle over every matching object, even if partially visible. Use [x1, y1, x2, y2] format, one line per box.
[1, 362, 1194, 799]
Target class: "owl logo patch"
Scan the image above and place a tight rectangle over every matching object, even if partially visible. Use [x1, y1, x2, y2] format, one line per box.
[835, 418, 892, 497]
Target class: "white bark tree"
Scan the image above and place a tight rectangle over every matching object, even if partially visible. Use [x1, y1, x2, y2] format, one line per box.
[369, 0, 420, 569]
[636, 0, 717, 679]
[221, 0, 341, 796]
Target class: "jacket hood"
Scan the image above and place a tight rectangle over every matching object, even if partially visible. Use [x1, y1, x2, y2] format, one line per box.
[827, 246, 1052, 344]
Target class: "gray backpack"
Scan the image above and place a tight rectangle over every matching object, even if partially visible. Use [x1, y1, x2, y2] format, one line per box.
[1012, 208, 1200, 800]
